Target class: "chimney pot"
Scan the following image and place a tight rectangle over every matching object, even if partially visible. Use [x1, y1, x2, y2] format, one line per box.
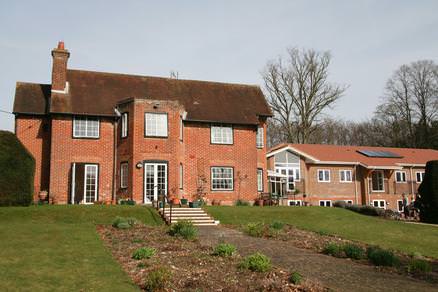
[58, 41, 65, 50]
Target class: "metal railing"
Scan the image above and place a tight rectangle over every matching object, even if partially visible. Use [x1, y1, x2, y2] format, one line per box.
[155, 185, 173, 225]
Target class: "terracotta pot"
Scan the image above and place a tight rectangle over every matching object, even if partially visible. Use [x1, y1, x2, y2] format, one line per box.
[256, 199, 264, 207]
[172, 198, 180, 205]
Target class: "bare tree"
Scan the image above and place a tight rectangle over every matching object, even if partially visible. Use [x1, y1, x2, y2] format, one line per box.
[262, 48, 347, 143]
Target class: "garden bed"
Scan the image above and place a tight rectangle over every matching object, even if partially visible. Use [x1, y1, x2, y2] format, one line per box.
[97, 224, 325, 291]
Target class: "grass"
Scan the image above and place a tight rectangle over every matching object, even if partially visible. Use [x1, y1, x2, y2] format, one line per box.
[0, 205, 162, 291]
[206, 206, 438, 258]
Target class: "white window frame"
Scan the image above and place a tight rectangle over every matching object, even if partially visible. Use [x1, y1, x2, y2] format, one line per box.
[344, 200, 353, 205]
[179, 163, 183, 190]
[319, 200, 332, 207]
[372, 200, 386, 209]
[144, 113, 168, 137]
[210, 125, 233, 145]
[339, 170, 352, 183]
[317, 169, 330, 182]
[121, 112, 128, 138]
[256, 126, 264, 148]
[371, 170, 385, 192]
[73, 116, 100, 138]
[416, 171, 425, 183]
[395, 171, 407, 183]
[257, 169, 263, 192]
[83, 164, 98, 204]
[211, 167, 233, 191]
[179, 116, 183, 141]
[397, 200, 404, 212]
[120, 162, 128, 188]
[288, 200, 302, 206]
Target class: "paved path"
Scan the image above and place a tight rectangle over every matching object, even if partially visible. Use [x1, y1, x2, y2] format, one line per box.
[198, 226, 438, 292]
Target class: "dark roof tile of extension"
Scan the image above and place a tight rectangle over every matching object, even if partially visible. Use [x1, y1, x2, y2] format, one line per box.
[14, 69, 272, 125]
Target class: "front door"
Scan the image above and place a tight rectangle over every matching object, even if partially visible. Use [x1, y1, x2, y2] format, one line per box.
[144, 163, 167, 203]
[70, 163, 99, 204]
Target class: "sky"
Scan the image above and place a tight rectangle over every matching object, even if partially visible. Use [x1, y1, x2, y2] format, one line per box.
[1, 0, 438, 131]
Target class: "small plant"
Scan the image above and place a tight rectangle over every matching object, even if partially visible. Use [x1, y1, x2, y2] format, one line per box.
[289, 271, 303, 285]
[132, 247, 156, 260]
[239, 252, 272, 272]
[322, 242, 343, 258]
[144, 267, 171, 291]
[119, 199, 136, 205]
[132, 238, 144, 244]
[212, 243, 236, 257]
[137, 262, 148, 269]
[235, 199, 250, 206]
[366, 246, 399, 267]
[244, 222, 265, 237]
[270, 221, 284, 230]
[407, 258, 432, 274]
[343, 243, 365, 260]
[112, 216, 138, 229]
[168, 220, 197, 240]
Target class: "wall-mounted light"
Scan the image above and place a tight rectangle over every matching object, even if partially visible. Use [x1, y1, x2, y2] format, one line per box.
[136, 162, 143, 169]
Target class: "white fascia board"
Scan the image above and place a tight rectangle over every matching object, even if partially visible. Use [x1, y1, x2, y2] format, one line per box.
[266, 146, 319, 162]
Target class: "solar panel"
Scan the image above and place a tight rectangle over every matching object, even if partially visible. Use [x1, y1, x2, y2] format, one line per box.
[357, 150, 403, 158]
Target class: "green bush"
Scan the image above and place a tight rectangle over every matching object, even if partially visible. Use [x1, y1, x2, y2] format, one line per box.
[0, 131, 35, 206]
[168, 220, 197, 240]
[132, 247, 156, 260]
[366, 246, 399, 267]
[235, 199, 250, 206]
[239, 252, 272, 272]
[112, 216, 138, 229]
[269, 221, 284, 230]
[343, 243, 365, 260]
[119, 199, 136, 205]
[418, 160, 438, 223]
[212, 243, 237, 257]
[407, 258, 432, 274]
[244, 222, 265, 237]
[144, 267, 171, 291]
[322, 243, 343, 257]
[289, 271, 303, 285]
[333, 200, 347, 208]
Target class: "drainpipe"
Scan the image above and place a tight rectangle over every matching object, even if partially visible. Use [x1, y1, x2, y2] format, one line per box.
[113, 108, 121, 203]
[409, 166, 414, 196]
[354, 164, 358, 205]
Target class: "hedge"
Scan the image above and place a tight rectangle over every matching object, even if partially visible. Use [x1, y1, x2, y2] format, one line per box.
[0, 131, 35, 206]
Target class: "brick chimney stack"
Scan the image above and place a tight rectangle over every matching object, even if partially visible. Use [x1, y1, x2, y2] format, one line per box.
[51, 41, 70, 92]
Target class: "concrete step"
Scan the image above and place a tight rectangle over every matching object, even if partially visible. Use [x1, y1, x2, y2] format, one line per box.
[159, 207, 219, 226]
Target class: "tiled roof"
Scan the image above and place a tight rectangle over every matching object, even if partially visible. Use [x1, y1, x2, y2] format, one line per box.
[268, 143, 438, 168]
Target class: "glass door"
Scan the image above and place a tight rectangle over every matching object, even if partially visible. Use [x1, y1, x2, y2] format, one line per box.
[144, 163, 167, 203]
[84, 164, 98, 204]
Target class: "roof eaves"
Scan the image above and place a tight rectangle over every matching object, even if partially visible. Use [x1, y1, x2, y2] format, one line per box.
[266, 145, 320, 162]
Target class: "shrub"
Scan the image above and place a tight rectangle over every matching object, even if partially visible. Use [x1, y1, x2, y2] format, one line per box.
[342, 204, 385, 217]
[366, 246, 399, 267]
[244, 222, 265, 237]
[322, 243, 343, 257]
[333, 200, 347, 208]
[239, 252, 272, 272]
[407, 258, 432, 274]
[343, 243, 365, 260]
[119, 199, 136, 205]
[132, 247, 156, 260]
[168, 220, 197, 240]
[112, 217, 138, 229]
[212, 243, 236, 257]
[289, 271, 303, 285]
[144, 267, 171, 291]
[235, 199, 250, 206]
[418, 160, 438, 223]
[270, 221, 285, 230]
[0, 131, 35, 206]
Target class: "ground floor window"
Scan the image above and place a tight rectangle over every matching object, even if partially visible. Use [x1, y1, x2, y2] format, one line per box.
[275, 167, 300, 191]
[319, 200, 331, 207]
[120, 162, 128, 188]
[288, 200, 302, 206]
[344, 200, 353, 205]
[257, 169, 263, 192]
[416, 172, 425, 183]
[211, 167, 233, 191]
[372, 200, 386, 209]
[397, 200, 404, 212]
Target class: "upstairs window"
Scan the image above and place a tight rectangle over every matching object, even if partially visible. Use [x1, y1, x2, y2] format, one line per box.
[73, 116, 99, 138]
[121, 113, 128, 138]
[395, 171, 406, 183]
[317, 169, 330, 182]
[256, 127, 264, 148]
[145, 113, 168, 137]
[339, 170, 352, 182]
[120, 162, 128, 188]
[211, 125, 233, 144]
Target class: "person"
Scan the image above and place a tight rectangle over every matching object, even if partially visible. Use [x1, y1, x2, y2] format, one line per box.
[402, 193, 409, 219]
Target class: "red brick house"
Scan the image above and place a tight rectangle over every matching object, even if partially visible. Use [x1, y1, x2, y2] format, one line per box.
[267, 143, 438, 211]
[13, 42, 271, 205]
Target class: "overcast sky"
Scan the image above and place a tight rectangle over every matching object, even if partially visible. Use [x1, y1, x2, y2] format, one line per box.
[1, 0, 437, 131]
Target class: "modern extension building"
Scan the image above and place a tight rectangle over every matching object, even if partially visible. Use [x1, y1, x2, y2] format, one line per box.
[267, 143, 438, 211]
[13, 42, 271, 205]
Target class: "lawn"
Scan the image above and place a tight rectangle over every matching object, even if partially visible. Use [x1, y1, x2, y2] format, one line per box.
[0, 205, 162, 291]
[206, 206, 438, 259]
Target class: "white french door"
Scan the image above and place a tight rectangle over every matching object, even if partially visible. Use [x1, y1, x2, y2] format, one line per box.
[84, 164, 98, 204]
[144, 163, 167, 203]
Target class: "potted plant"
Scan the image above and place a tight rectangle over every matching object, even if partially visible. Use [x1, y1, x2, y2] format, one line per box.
[50, 193, 57, 205]
[180, 197, 188, 206]
[189, 200, 200, 208]
[38, 190, 48, 202]
[172, 197, 180, 205]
